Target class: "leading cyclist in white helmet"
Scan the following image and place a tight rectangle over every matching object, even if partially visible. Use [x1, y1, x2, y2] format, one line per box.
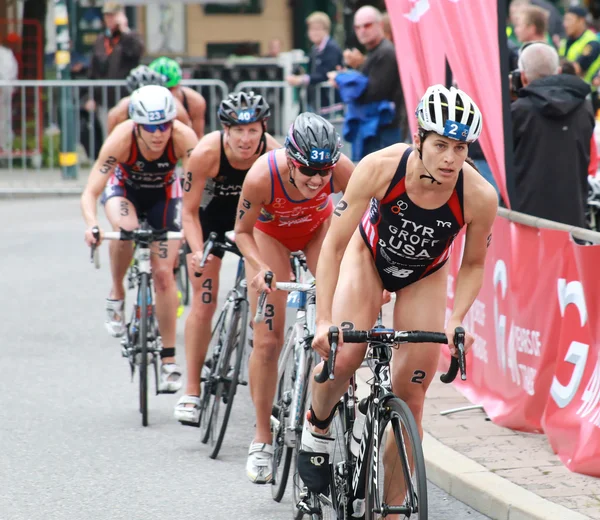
[297, 85, 498, 512]
[81, 85, 198, 393]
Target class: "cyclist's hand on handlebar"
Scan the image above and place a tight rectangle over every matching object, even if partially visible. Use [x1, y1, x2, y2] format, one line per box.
[445, 319, 474, 357]
[251, 268, 276, 294]
[85, 226, 102, 247]
[313, 321, 341, 361]
[191, 250, 212, 276]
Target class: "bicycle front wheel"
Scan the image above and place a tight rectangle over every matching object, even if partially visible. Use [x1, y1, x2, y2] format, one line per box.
[138, 272, 150, 427]
[365, 398, 427, 520]
[205, 298, 248, 459]
[176, 244, 190, 305]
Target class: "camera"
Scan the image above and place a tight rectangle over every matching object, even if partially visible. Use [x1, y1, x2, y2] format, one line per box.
[509, 69, 523, 94]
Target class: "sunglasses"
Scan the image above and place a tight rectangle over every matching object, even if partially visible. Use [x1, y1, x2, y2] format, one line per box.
[141, 122, 172, 133]
[293, 161, 334, 177]
[354, 21, 374, 31]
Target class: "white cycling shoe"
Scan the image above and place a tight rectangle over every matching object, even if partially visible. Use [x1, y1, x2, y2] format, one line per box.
[246, 442, 274, 484]
[174, 395, 201, 426]
[158, 363, 182, 394]
[105, 298, 126, 337]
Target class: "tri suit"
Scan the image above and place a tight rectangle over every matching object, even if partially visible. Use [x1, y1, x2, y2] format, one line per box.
[199, 132, 249, 259]
[102, 128, 182, 231]
[359, 147, 465, 292]
[255, 150, 334, 252]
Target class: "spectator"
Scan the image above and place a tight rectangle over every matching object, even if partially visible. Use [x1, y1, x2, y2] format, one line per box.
[559, 6, 600, 84]
[513, 5, 551, 45]
[511, 42, 594, 227]
[382, 12, 393, 43]
[286, 11, 343, 113]
[509, 0, 564, 47]
[266, 38, 282, 58]
[85, 2, 144, 135]
[329, 6, 406, 160]
[0, 35, 18, 153]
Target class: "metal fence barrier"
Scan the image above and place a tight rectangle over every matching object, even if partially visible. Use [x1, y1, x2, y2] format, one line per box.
[0, 79, 229, 171]
[0, 77, 344, 176]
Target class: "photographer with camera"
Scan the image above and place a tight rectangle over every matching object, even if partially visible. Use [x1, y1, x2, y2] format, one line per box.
[85, 2, 144, 139]
[511, 42, 594, 228]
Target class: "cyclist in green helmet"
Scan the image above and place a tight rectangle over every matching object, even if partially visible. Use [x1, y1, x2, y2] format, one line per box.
[149, 57, 206, 140]
[107, 65, 191, 135]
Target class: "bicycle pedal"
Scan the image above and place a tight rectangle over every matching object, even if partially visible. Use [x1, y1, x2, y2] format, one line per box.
[238, 380, 248, 386]
[178, 419, 200, 428]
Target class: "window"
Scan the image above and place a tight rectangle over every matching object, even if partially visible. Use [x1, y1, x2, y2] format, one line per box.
[204, 0, 262, 15]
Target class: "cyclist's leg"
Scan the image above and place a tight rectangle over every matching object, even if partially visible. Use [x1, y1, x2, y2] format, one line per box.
[308, 230, 383, 428]
[175, 212, 224, 421]
[103, 189, 139, 300]
[298, 230, 382, 492]
[382, 263, 448, 511]
[147, 189, 182, 390]
[102, 182, 139, 336]
[245, 229, 290, 482]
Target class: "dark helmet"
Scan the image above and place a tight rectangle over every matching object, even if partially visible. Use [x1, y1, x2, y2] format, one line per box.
[126, 65, 166, 94]
[285, 112, 342, 168]
[218, 91, 270, 126]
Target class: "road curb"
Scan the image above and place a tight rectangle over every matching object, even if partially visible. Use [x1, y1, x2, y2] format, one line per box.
[0, 188, 83, 199]
[354, 370, 591, 520]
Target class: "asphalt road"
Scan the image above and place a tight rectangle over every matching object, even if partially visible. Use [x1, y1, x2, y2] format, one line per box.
[0, 198, 490, 520]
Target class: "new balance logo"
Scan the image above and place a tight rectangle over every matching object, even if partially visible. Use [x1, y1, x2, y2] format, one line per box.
[383, 266, 413, 279]
[157, 162, 170, 168]
[437, 220, 451, 228]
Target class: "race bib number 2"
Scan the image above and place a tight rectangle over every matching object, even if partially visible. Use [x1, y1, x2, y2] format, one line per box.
[443, 120, 470, 141]
[148, 110, 166, 122]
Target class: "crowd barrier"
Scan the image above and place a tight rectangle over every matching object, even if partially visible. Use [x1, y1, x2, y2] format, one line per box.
[442, 208, 600, 477]
[0, 78, 338, 172]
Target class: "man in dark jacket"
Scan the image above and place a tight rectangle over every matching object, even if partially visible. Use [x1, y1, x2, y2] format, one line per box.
[286, 11, 343, 112]
[512, 42, 594, 228]
[85, 3, 144, 124]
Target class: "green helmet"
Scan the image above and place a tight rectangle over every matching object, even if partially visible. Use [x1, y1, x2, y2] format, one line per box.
[149, 57, 182, 88]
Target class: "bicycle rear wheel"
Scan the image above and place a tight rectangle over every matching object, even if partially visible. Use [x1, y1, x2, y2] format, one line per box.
[204, 298, 248, 459]
[271, 326, 297, 502]
[138, 273, 150, 427]
[365, 398, 427, 520]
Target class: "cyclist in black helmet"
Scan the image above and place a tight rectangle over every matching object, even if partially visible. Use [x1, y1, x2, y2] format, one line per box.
[174, 91, 281, 426]
[232, 112, 355, 484]
[107, 65, 191, 134]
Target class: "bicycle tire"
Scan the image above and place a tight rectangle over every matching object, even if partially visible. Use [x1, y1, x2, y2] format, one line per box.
[207, 298, 248, 459]
[177, 246, 190, 305]
[139, 272, 150, 427]
[365, 398, 427, 520]
[199, 303, 231, 443]
[271, 326, 296, 502]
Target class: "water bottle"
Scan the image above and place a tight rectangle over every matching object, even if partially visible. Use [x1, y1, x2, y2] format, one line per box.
[350, 398, 368, 458]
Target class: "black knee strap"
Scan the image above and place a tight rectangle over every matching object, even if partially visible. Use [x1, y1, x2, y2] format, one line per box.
[307, 405, 336, 430]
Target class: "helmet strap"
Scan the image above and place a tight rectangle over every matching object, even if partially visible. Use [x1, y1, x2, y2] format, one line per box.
[416, 133, 442, 186]
[254, 121, 267, 156]
[286, 156, 298, 187]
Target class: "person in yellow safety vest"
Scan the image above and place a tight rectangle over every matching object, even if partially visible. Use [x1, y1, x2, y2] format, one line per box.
[559, 6, 600, 85]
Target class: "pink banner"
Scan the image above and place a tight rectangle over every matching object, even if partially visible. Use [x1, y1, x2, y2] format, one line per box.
[386, 0, 510, 206]
[440, 217, 600, 476]
[385, 0, 446, 136]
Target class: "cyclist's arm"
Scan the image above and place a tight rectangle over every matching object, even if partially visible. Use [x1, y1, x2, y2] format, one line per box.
[264, 133, 283, 151]
[81, 123, 132, 228]
[174, 96, 192, 128]
[332, 153, 355, 193]
[173, 121, 200, 177]
[449, 170, 498, 325]
[316, 152, 392, 325]
[186, 89, 206, 140]
[181, 133, 220, 255]
[233, 155, 271, 272]
[107, 97, 129, 135]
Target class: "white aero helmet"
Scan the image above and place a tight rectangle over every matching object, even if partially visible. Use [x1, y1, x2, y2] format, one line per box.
[128, 85, 177, 125]
[416, 85, 482, 143]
